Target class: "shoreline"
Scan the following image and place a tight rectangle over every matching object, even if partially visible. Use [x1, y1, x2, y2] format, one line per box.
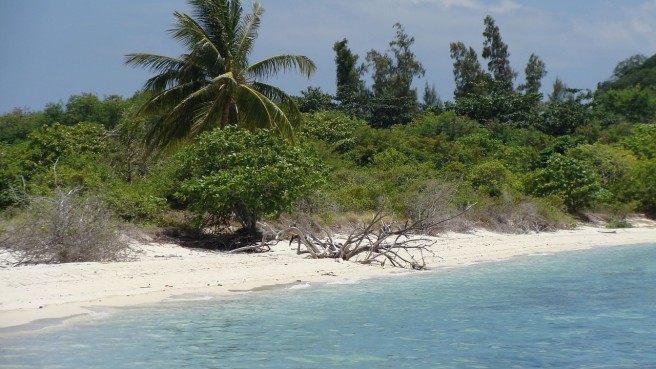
[1, 225, 655, 332]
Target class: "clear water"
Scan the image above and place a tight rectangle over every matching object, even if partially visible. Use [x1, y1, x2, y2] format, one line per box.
[1, 244, 655, 369]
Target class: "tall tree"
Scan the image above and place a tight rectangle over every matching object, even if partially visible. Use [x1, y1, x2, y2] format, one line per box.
[125, 0, 316, 151]
[548, 78, 573, 102]
[449, 41, 488, 98]
[481, 15, 516, 93]
[365, 23, 425, 127]
[333, 39, 365, 102]
[612, 54, 647, 80]
[422, 83, 440, 108]
[333, 39, 368, 118]
[518, 54, 547, 95]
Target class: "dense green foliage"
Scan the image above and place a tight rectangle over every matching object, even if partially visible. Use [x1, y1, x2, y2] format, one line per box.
[2, 5, 656, 241]
[174, 126, 325, 232]
[599, 53, 656, 92]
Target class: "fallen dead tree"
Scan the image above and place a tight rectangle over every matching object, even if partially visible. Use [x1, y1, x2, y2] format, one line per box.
[230, 202, 475, 270]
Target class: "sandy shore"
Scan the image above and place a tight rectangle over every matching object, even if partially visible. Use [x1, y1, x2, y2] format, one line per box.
[1, 224, 655, 331]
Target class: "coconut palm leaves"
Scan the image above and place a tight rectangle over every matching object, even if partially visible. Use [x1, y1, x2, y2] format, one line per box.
[125, 0, 315, 150]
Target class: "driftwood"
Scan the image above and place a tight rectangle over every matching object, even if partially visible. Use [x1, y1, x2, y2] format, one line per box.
[249, 203, 475, 270]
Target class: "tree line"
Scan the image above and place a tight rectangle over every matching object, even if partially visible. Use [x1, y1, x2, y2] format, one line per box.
[1, 0, 656, 263]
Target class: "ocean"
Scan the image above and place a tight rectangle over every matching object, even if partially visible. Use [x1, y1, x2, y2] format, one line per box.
[1, 243, 655, 368]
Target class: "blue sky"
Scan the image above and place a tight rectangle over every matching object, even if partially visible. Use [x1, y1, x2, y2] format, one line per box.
[1, 0, 655, 114]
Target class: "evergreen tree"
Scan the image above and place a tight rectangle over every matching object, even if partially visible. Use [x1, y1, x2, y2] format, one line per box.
[549, 78, 574, 102]
[333, 39, 365, 102]
[519, 54, 547, 95]
[364, 23, 425, 127]
[333, 39, 368, 118]
[449, 41, 488, 98]
[481, 15, 516, 93]
[422, 83, 441, 109]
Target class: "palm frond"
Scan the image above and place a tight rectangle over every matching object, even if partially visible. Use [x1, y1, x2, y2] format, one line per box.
[246, 55, 316, 81]
[143, 80, 219, 150]
[170, 12, 221, 62]
[234, 3, 264, 66]
[236, 84, 295, 141]
[124, 53, 187, 74]
[252, 82, 303, 131]
[191, 87, 231, 137]
[190, 0, 239, 59]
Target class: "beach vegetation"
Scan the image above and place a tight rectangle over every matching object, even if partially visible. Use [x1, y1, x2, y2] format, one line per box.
[2, 7, 656, 263]
[173, 126, 325, 237]
[1, 188, 130, 265]
[525, 153, 604, 213]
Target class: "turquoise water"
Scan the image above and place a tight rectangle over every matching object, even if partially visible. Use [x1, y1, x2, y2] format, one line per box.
[1, 243, 655, 368]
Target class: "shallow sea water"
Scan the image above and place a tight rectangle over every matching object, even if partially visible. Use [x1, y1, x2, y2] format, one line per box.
[1, 243, 655, 368]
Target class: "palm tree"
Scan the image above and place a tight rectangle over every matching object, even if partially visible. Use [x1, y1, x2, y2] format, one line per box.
[125, 0, 315, 151]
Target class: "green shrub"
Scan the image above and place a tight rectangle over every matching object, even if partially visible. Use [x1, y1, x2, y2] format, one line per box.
[606, 215, 633, 229]
[175, 126, 326, 232]
[624, 159, 656, 216]
[467, 160, 520, 197]
[103, 182, 168, 223]
[301, 111, 367, 147]
[410, 111, 482, 140]
[525, 153, 604, 213]
[620, 123, 656, 159]
[595, 85, 656, 123]
[27, 122, 108, 166]
[567, 143, 638, 202]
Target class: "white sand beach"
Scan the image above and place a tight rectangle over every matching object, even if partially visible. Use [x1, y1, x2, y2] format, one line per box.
[1, 224, 655, 330]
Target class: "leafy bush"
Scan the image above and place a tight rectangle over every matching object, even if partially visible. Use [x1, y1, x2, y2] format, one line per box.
[1, 188, 130, 265]
[539, 91, 594, 136]
[346, 124, 436, 166]
[175, 126, 326, 233]
[567, 143, 637, 202]
[0, 109, 43, 143]
[525, 153, 604, 213]
[606, 215, 633, 229]
[454, 90, 542, 127]
[620, 123, 656, 159]
[451, 131, 505, 164]
[624, 159, 656, 216]
[410, 111, 482, 140]
[301, 111, 367, 147]
[103, 182, 168, 223]
[27, 122, 108, 166]
[0, 142, 30, 208]
[467, 160, 519, 197]
[595, 85, 656, 123]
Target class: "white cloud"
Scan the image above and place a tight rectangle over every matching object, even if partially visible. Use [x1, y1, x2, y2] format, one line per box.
[489, 0, 521, 14]
[438, 0, 481, 10]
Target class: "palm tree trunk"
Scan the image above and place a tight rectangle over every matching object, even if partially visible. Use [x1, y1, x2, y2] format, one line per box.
[220, 99, 232, 128]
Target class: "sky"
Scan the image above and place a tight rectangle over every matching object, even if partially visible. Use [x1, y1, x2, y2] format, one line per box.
[1, 0, 655, 114]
